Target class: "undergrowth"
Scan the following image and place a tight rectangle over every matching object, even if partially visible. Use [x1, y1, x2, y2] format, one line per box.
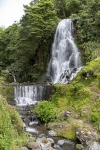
[0, 95, 28, 150]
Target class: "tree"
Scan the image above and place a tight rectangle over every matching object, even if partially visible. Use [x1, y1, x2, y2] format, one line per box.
[17, 0, 59, 81]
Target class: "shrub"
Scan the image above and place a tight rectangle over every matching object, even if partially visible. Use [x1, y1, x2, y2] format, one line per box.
[34, 101, 56, 123]
[91, 112, 99, 122]
[97, 73, 100, 88]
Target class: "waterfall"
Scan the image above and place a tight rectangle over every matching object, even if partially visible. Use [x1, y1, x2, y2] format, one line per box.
[46, 19, 82, 84]
[12, 73, 16, 83]
[14, 85, 45, 106]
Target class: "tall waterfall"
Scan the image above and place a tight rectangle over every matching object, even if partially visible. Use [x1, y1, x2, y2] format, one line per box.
[46, 19, 82, 84]
[14, 85, 45, 106]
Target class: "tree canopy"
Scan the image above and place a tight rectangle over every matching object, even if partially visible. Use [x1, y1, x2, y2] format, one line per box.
[0, 0, 100, 82]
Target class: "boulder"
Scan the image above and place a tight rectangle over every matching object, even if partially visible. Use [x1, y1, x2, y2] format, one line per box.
[27, 141, 39, 149]
[48, 130, 57, 136]
[85, 142, 100, 150]
[37, 137, 51, 150]
[21, 147, 29, 150]
[58, 139, 65, 145]
[76, 127, 100, 146]
[47, 138, 54, 145]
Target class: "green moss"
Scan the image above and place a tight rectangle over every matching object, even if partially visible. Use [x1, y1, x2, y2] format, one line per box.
[48, 119, 83, 141]
[57, 125, 76, 140]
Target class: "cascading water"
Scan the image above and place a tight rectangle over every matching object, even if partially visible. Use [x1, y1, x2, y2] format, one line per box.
[14, 85, 45, 106]
[46, 19, 82, 84]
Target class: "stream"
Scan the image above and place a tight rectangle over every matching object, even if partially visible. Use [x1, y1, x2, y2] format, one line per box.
[12, 84, 76, 150]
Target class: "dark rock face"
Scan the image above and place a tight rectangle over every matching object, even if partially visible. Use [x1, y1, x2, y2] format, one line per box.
[64, 110, 71, 120]
[43, 85, 55, 100]
[81, 71, 94, 79]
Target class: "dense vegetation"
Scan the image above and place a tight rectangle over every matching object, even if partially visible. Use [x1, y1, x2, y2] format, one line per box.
[35, 57, 100, 140]
[0, 0, 100, 82]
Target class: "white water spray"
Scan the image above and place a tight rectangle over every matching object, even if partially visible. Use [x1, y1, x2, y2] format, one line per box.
[46, 19, 82, 84]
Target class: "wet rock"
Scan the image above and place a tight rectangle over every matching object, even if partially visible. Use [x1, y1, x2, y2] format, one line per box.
[63, 140, 76, 150]
[37, 137, 51, 150]
[58, 140, 65, 145]
[27, 141, 39, 149]
[76, 144, 84, 150]
[39, 134, 47, 138]
[85, 142, 100, 150]
[48, 130, 57, 136]
[64, 110, 71, 120]
[21, 147, 29, 150]
[47, 138, 54, 145]
[53, 144, 63, 150]
[24, 117, 30, 127]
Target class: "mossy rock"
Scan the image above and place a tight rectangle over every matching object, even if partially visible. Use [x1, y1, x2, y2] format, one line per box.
[74, 57, 100, 86]
[48, 119, 83, 141]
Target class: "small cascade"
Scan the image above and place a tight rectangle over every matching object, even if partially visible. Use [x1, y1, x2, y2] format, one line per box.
[46, 19, 82, 84]
[12, 74, 16, 83]
[14, 85, 45, 106]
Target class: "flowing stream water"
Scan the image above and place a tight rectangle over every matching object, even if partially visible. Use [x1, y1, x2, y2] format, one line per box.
[46, 19, 82, 84]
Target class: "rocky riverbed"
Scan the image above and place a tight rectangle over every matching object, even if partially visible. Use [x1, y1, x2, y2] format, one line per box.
[18, 104, 76, 150]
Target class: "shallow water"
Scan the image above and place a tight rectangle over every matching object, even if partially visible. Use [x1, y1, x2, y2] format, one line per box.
[25, 121, 76, 150]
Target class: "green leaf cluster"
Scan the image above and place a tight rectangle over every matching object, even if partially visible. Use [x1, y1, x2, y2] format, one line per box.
[34, 101, 56, 123]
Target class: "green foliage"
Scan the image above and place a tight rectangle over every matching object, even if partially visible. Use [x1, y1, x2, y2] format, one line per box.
[97, 73, 100, 88]
[71, 83, 84, 93]
[0, 97, 24, 150]
[91, 112, 99, 122]
[34, 101, 56, 123]
[0, 0, 59, 82]
[80, 42, 100, 62]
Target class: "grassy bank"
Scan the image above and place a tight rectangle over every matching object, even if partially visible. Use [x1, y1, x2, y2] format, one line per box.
[0, 77, 28, 150]
[35, 57, 100, 140]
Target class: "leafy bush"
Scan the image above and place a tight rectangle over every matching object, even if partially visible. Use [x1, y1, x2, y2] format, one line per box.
[91, 112, 99, 122]
[34, 101, 56, 123]
[80, 42, 100, 62]
[97, 73, 100, 88]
